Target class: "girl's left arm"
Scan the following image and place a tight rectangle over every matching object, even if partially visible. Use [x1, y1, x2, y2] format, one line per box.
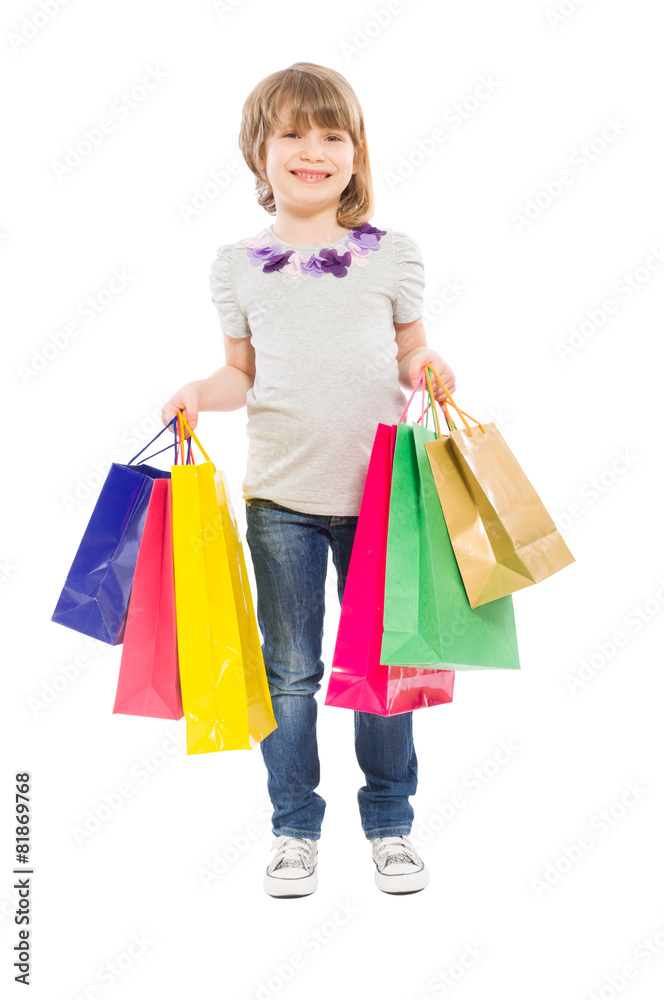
[394, 317, 456, 403]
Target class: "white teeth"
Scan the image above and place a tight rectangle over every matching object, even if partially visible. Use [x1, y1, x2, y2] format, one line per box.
[293, 172, 329, 179]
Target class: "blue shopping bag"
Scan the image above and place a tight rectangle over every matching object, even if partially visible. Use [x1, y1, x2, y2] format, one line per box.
[51, 417, 188, 644]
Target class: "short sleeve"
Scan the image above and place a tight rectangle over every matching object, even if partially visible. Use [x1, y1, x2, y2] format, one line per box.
[209, 244, 251, 338]
[392, 230, 425, 323]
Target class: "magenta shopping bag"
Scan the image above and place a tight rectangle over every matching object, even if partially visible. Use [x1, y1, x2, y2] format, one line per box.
[113, 479, 183, 720]
[325, 422, 454, 715]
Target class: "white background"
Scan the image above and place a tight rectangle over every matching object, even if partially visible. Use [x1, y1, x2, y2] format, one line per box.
[2, 1, 663, 998]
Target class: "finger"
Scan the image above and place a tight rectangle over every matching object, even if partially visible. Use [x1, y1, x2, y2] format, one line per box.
[164, 410, 183, 433]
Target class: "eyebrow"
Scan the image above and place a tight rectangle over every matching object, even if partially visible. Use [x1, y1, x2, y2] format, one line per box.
[278, 123, 349, 134]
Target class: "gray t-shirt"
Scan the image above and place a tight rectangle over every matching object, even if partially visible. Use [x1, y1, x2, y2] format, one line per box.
[209, 223, 425, 516]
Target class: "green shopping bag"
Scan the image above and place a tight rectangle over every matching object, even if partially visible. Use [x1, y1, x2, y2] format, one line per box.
[380, 416, 520, 671]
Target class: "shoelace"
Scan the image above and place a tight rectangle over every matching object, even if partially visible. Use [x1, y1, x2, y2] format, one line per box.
[270, 836, 316, 872]
[373, 836, 422, 869]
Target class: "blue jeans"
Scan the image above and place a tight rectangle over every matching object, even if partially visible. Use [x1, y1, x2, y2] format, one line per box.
[245, 497, 418, 842]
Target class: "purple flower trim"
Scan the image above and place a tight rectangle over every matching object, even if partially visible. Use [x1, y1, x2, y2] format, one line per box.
[245, 224, 387, 279]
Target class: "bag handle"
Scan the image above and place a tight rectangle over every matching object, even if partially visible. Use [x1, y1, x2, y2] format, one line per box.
[131, 415, 193, 465]
[423, 365, 486, 439]
[399, 370, 452, 438]
[140, 434, 193, 465]
[174, 413, 196, 466]
[129, 415, 179, 465]
[174, 411, 212, 466]
[399, 370, 438, 426]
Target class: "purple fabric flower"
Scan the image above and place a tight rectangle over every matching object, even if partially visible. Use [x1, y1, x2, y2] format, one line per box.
[263, 250, 295, 273]
[300, 254, 326, 277]
[347, 222, 387, 250]
[318, 248, 352, 277]
[248, 245, 279, 266]
[247, 243, 294, 273]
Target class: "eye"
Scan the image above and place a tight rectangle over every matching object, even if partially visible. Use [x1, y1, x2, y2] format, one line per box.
[281, 131, 344, 141]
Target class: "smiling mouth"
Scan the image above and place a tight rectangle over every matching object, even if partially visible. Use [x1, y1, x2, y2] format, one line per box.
[290, 171, 331, 182]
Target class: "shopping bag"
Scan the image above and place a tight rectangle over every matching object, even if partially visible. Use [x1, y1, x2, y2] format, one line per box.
[51, 419, 177, 644]
[113, 479, 183, 719]
[171, 413, 277, 755]
[380, 381, 520, 671]
[325, 422, 455, 715]
[422, 365, 575, 607]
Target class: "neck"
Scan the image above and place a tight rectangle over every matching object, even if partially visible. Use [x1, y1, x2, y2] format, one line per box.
[270, 206, 349, 246]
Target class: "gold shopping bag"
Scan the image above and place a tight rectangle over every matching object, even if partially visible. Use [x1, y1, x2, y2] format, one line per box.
[423, 367, 575, 608]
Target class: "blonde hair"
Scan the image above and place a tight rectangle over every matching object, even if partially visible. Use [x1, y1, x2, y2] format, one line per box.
[238, 62, 373, 229]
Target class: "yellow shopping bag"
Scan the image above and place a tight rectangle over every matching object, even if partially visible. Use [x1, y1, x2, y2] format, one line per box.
[171, 413, 277, 754]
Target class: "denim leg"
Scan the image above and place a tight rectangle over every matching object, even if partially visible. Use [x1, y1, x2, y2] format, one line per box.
[245, 503, 329, 840]
[329, 518, 419, 841]
[353, 712, 418, 840]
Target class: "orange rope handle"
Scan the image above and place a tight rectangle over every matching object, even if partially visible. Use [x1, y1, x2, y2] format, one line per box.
[426, 365, 473, 435]
[416, 374, 455, 434]
[425, 364, 485, 438]
[423, 367, 442, 438]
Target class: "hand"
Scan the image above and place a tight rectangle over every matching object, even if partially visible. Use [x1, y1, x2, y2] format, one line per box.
[161, 382, 201, 437]
[408, 350, 457, 405]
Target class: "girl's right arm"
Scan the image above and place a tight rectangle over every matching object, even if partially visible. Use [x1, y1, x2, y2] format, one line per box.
[161, 333, 256, 431]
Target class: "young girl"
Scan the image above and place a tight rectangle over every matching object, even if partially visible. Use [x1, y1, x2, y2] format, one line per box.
[161, 62, 457, 898]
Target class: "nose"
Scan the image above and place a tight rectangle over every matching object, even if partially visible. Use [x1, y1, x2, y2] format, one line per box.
[298, 136, 326, 162]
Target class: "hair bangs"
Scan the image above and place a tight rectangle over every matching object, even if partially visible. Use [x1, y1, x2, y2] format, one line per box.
[268, 78, 359, 142]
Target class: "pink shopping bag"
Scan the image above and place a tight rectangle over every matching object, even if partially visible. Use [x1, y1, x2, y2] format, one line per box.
[113, 479, 183, 719]
[325, 422, 455, 715]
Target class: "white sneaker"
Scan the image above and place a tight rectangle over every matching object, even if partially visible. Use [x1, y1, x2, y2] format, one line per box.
[264, 836, 318, 897]
[371, 835, 430, 894]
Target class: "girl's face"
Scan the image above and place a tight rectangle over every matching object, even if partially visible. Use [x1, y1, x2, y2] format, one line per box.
[259, 111, 360, 213]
